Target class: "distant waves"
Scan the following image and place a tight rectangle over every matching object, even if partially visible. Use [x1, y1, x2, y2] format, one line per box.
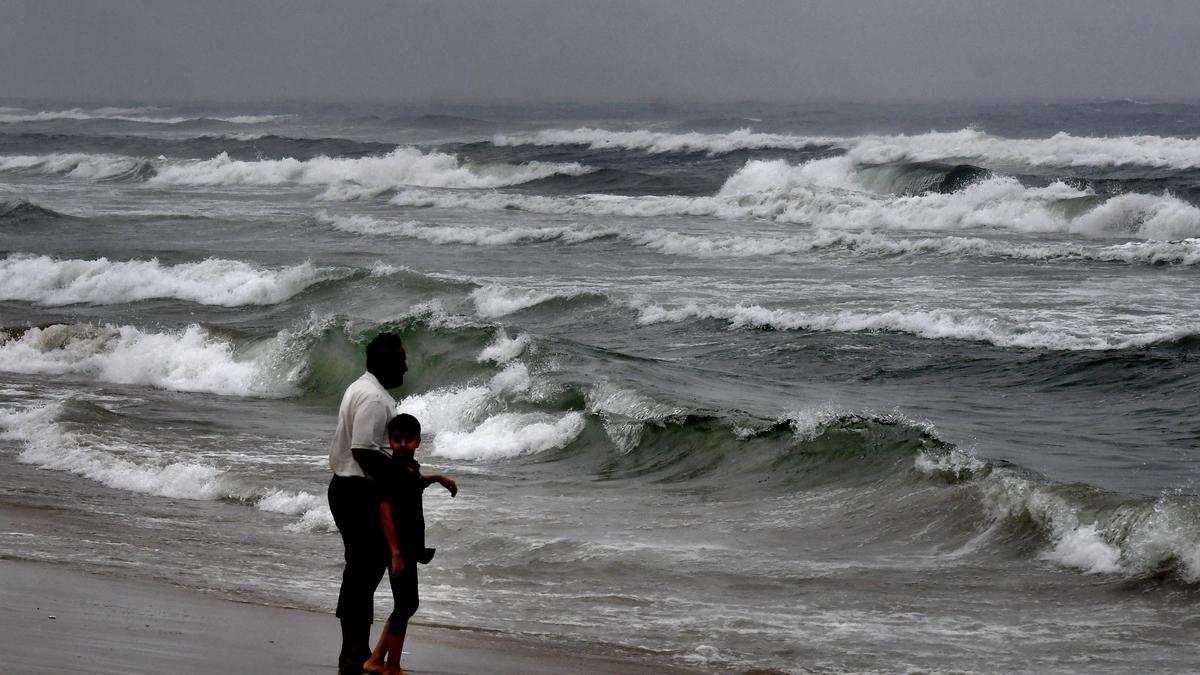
[497, 126, 1200, 169]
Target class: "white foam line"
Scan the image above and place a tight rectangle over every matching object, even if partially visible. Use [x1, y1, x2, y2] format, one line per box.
[632, 301, 1197, 351]
[0, 323, 300, 397]
[0, 254, 349, 307]
[383, 157, 1200, 240]
[498, 126, 1200, 169]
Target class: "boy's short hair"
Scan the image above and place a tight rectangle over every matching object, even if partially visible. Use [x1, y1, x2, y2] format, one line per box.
[387, 413, 421, 440]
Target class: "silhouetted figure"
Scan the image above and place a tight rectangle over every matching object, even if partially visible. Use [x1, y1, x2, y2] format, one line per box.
[362, 413, 457, 674]
[328, 333, 407, 674]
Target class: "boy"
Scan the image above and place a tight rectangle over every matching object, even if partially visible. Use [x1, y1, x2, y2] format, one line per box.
[363, 413, 457, 675]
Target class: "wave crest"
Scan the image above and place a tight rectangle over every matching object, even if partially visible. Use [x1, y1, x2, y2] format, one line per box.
[0, 323, 302, 397]
[917, 449, 1200, 582]
[0, 254, 350, 306]
[632, 301, 1197, 351]
[496, 126, 1200, 169]
[148, 148, 591, 192]
[386, 156, 1200, 239]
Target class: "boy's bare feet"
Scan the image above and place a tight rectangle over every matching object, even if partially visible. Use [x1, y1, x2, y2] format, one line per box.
[361, 659, 386, 674]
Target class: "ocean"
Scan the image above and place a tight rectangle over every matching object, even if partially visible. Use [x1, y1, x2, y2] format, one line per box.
[0, 99, 1198, 673]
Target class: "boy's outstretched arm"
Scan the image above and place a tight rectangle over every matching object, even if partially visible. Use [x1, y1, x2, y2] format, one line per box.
[378, 500, 404, 577]
[423, 474, 458, 497]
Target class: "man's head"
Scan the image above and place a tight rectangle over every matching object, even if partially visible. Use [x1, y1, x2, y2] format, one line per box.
[365, 332, 407, 389]
[387, 413, 421, 457]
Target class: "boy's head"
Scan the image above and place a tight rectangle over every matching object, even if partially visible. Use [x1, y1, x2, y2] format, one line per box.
[387, 413, 421, 456]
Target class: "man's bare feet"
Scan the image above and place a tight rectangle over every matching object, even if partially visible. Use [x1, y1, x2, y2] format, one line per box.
[361, 658, 386, 674]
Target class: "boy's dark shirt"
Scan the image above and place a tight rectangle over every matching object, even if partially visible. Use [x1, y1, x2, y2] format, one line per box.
[380, 456, 427, 562]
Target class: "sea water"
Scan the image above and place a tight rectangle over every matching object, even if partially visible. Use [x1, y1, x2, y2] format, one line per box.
[1, 100, 1198, 673]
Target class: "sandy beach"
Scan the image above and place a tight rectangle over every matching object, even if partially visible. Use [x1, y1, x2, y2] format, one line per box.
[2, 560, 696, 674]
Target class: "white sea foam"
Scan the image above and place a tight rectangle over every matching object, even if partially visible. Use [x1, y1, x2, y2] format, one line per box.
[430, 411, 586, 460]
[317, 210, 616, 245]
[1119, 497, 1200, 583]
[216, 114, 296, 124]
[710, 157, 1200, 237]
[585, 382, 687, 452]
[488, 363, 533, 396]
[975, 470, 1126, 575]
[0, 108, 293, 124]
[477, 330, 531, 364]
[0, 402, 233, 500]
[585, 381, 686, 422]
[0, 401, 336, 531]
[0, 323, 298, 396]
[1044, 525, 1123, 573]
[258, 490, 336, 532]
[396, 385, 494, 434]
[0, 148, 590, 193]
[632, 301, 1192, 351]
[285, 505, 337, 533]
[387, 158, 1200, 239]
[397, 351, 581, 461]
[495, 127, 836, 155]
[845, 128, 1200, 170]
[389, 188, 725, 220]
[147, 147, 590, 191]
[255, 489, 325, 515]
[469, 284, 582, 318]
[782, 407, 853, 441]
[0, 254, 348, 306]
[396, 362, 534, 434]
[916, 450, 1200, 580]
[498, 126, 1200, 169]
[0, 152, 149, 180]
[913, 447, 988, 481]
[319, 209, 1200, 265]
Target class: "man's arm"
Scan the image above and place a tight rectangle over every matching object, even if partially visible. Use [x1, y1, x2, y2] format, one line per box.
[351, 447, 390, 480]
[378, 500, 404, 577]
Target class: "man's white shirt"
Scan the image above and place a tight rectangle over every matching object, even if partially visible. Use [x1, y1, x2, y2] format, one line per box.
[329, 372, 395, 477]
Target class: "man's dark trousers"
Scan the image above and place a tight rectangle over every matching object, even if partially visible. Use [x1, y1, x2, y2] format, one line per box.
[329, 475, 388, 668]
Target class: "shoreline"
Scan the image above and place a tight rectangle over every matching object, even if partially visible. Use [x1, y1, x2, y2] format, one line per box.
[1, 559, 701, 674]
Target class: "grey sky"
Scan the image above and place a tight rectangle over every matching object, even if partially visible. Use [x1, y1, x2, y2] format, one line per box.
[3, 0, 1198, 102]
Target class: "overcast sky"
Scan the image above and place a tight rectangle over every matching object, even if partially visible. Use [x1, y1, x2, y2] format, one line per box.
[3, 0, 1199, 103]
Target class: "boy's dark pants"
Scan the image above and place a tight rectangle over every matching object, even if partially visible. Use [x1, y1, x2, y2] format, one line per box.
[388, 560, 419, 633]
[329, 475, 388, 667]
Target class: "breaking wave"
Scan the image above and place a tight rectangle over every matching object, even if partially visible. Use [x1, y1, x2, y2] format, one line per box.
[0, 148, 592, 192]
[2, 309, 1196, 584]
[632, 301, 1198, 351]
[149, 147, 591, 192]
[388, 156, 1200, 239]
[916, 449, 1200, 582]
[0, 254, 352, 306]
[317, 211, 616, 245]
[498, 126, 1200, 169]
[0, 323, 306, 397]
[0, 107, 294, 125]
[316, 211, 1200, 264]
[0, 401, 333, 531]
[495, 127, 836, 155]
[0, 199, 68, 222]
[0, 153, 153, 180]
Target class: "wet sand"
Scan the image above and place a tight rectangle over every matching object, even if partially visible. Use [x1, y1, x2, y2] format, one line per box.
[1, 560, 696, 674]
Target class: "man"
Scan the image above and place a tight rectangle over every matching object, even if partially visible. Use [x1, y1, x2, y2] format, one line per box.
[328, 332, 408, 674]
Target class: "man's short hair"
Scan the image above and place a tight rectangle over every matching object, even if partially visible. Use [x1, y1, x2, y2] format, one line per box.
[365, 332, 404, 375]
[387, 413, 421, 440]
